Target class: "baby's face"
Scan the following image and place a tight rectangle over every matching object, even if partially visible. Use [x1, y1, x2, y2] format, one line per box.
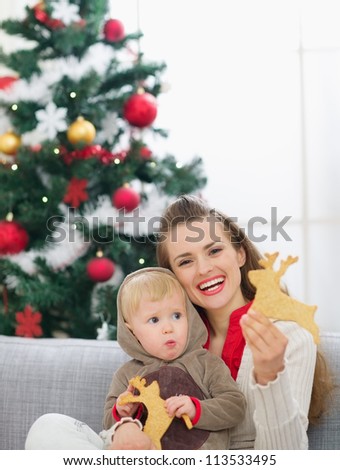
[126, 290, 188, 361]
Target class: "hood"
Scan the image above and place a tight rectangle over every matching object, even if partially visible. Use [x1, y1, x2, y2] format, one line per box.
[116, 267, 208, 365]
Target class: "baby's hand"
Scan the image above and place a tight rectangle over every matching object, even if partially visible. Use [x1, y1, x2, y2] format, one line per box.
[116, 384, 140, 418]
[165, 395, 196, 420]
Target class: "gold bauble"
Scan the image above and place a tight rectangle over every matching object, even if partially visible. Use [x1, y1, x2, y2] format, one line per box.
[67, 116, 96, 145]
[0, 131, 21, 155]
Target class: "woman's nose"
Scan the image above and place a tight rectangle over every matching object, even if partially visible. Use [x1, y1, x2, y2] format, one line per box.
[197, 257, 213, 275]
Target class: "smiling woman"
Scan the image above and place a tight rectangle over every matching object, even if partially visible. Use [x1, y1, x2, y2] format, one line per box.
[155, 194, 333, 449]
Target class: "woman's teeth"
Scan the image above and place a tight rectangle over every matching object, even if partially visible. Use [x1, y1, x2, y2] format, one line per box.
[199, 277, 224, 291]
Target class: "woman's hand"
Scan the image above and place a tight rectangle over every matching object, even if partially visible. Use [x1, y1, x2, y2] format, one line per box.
[109, 423, 155, 450]
[240, 308, 288, 385]
[165, 395, 196, 420]
[116, 384, 140, 417]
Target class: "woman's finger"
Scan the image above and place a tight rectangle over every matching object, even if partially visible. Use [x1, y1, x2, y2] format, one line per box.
[241, 309, 286, 348]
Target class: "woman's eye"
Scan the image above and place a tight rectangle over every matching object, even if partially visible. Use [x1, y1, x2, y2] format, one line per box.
[178, 259, 191, 267]
[210, 247, 222, 255]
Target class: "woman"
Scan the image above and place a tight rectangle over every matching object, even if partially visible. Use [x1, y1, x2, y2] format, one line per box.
[154, 194, 332, 449]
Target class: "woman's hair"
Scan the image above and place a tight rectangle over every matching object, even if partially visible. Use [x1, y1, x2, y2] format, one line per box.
[120, 270, 185, 322]
[156, 194, 334, 424]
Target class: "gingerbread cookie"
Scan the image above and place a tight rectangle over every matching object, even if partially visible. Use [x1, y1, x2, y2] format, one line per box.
[248, 252, 319, 344]
[118, 376, 192, 450]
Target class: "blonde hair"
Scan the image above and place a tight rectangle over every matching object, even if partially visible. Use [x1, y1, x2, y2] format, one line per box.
[156, 195, 334, 425]
[120, 270, 186, 322]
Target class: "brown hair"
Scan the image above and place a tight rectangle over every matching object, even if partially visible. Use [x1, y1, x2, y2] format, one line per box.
[156, 194, 333, 424]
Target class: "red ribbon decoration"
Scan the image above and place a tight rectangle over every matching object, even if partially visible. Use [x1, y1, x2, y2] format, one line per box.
[61, 145, 127, 165]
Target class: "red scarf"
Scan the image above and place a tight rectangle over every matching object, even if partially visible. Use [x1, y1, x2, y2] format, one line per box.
[202, 301, 252, 380]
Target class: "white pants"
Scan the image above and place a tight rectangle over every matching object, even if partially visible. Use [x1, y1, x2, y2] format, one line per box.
[25, 413, 114, 450]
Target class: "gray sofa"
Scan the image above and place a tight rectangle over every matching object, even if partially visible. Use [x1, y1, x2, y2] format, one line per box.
[0, 332, 339, 450]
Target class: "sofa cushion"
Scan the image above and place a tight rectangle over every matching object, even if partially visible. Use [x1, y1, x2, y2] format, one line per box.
[0, 335, 130, 450]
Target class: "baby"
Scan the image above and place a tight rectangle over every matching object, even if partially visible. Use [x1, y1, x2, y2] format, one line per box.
[103, 267, 246, 450]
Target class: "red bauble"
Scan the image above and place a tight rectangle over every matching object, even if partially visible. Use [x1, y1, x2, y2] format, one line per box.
[140, 146, 152, 160]
[123, 92, 158, 128]
[87, 257, 115, 283]
[112, 186, 141, 212]
[0, 220, 29, 255]
[0, 76, 18, 90]
[103, 19, 125, 42]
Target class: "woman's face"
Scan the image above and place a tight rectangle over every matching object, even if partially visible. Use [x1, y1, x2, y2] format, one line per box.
[165, 218, 247, 316]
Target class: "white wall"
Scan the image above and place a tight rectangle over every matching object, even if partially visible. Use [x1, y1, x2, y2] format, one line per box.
[109, 0, 340, 333]
[2, 0, 340, 332]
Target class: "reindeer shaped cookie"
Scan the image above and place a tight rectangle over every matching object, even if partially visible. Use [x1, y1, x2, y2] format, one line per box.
[118, 376, 193, 450]
[248, 252, 319, 343]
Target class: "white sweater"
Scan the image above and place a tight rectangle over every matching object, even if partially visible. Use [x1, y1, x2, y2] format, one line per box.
[230, 321, 317, 449]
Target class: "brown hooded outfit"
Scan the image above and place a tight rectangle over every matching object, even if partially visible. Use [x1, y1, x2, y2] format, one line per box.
[103, 267, 246, 450]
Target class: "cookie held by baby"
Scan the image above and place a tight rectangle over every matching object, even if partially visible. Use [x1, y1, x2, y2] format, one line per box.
[248, 252, 319, 344]
[118, 375, 193, 450]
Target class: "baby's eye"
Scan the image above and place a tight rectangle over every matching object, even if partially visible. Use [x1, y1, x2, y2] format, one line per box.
[147, 317, 159, 324]
[172, 312, 182, 320]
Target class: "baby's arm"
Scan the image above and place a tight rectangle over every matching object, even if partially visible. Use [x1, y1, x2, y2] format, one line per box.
[193, 358, 246, 431]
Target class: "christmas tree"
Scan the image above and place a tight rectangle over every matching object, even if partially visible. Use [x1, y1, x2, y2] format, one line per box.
[0, 0, 206, 340]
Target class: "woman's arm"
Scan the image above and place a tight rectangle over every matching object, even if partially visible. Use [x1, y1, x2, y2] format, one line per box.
[241, 311, 316, 449]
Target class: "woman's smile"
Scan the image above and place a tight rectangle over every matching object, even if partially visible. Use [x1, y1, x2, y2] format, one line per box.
[197, 275, 226, 296]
